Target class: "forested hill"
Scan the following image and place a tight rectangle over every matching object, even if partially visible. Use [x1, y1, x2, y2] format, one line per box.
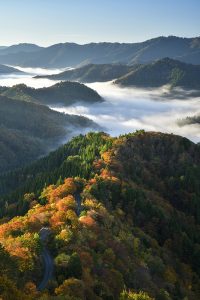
[0, 81, 102, 106]
[36, 59, 200, 91]
[0, 131, 199, 299]
[35, 64, 133, 82]
[0, 95, 98, 173]
[115, 57, 200, 89]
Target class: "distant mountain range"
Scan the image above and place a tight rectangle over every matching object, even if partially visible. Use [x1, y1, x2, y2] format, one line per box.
[0, 81, 102, 106]
[0, 43, 43, 55]
[115, 57, 200, 89]
[0, 36, 200, 68]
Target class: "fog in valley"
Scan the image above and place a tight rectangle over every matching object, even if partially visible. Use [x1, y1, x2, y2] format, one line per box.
[52, 81, 200, 143]
[11, 66, 72, 76]
[0, 65, 72, 87]
[1, 66, 200, 143]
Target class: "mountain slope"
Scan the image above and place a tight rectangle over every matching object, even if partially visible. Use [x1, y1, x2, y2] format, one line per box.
[36, 64, 134, 82]
[0, 64, 24, 74]
[0, 131, 199, 299]
[0, 36, 199, 68]
[0, 96, 98, 173]
[0, 81, 102, 106]
[115, 57, 200, 89]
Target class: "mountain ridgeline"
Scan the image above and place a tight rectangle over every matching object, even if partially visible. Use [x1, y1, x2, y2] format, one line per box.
[0, 131, 200, 299]
[115, 58, 200, 89]
[35, 64, 134, 82]
[0, 64, 25, 75]
[0, 43, 43, 55]
[35, 58, 200, 91]
[0, 36, 200, 68]
[0, 81, 102, 106]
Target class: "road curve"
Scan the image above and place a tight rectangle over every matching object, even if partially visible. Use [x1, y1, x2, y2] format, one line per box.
[37, 228, 54, 291]
[37, 193, 82, 291]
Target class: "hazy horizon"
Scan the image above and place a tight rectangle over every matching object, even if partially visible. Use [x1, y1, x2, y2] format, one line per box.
[1, 34, 200, 48]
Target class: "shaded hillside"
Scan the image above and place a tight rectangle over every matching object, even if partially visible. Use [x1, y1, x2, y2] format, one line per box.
[36, 64, 133, 82]
[0, 36, 199, 68]
[0, 127, 44, 175]
[0, 64, 24, 74]
[115, 58, 200, 89]
[0, 81, 102, 106]
[0, 131, 200, 299]
[0, 96, 98, 173]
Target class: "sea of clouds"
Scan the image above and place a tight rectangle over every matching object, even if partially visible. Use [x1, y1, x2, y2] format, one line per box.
[52, 81, 200, 143]
[1, 66, 200, 143]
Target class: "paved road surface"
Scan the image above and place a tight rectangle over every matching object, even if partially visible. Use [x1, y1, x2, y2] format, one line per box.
[37, 228, 54, 291]
[74, 193, 82, 216]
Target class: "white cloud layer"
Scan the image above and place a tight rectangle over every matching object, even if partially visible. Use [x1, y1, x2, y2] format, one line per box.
[0, 69, 200, 143]
[52, 82, 200, 143]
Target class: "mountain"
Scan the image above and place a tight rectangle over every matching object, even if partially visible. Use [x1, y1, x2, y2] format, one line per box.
[36, 58, 200, 92]
[0, 131, 199, 299]
[115, 57, 200, 89]
[35, 64, 134, 82]
[0, 43, 43, 55]
[0, 36, 199, 68]
[0, 64, 24, 75]
[0, 95, 98, 174]
[0, 81, 102, 106]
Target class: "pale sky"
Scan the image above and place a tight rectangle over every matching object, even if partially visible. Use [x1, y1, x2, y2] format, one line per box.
[0, 0, 199, 46]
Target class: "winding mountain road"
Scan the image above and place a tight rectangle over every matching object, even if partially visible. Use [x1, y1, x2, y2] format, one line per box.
[74, 192, 82, 216]
[37, 228, 54, 291]
[37, 194, 82, 291]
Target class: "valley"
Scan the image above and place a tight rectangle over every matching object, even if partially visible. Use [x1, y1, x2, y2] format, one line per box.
[1, 63, 200, 144]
